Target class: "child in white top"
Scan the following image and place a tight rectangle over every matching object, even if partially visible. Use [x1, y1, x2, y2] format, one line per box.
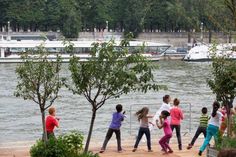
[198, 101, 223, 156]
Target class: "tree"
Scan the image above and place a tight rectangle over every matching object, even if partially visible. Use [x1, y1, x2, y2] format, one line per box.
[66, 38, 164, 152]
[59, 0, 81, 38]
[224, 0, 236, 29]
[14, 46, 63, 142]
[207, 51, 236, 136]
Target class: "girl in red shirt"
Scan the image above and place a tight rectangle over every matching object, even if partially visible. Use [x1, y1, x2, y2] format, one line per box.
[170, 98, 184, 150]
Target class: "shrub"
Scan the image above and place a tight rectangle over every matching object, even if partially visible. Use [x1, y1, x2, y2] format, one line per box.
[216, 136, 236, 150]
[59, 131, 84, 155]
[221, 137, 236, 149]
[30, 138, 69, 157]
[30, 131, 98, 157]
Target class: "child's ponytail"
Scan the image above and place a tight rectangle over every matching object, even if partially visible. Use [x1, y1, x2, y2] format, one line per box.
[212, 101, 220, 117]
[135, 107, 149, 121]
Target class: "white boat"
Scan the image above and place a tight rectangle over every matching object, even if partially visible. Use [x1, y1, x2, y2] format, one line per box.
[0, 39, 171, 63]
[161, 47, 188, 60]
[183, 43, 236, 61]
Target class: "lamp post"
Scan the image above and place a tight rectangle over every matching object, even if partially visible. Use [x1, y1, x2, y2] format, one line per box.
[7, 21, 10, 41]
[200, 22, 203, 42]
[106, 21, 108, 32]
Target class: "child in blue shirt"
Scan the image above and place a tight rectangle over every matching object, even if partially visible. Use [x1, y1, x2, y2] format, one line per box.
[100, 104, 125, 153]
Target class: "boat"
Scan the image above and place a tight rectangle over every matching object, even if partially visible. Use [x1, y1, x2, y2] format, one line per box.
[0, 39, 171, 63]
[161, 47, 188, 60]
[183, 43, 236, 62]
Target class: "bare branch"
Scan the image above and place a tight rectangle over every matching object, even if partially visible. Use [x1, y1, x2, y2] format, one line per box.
[83, 92, 94, 105]
[93, 85, 102, 102]
[45, 95, 58, 110]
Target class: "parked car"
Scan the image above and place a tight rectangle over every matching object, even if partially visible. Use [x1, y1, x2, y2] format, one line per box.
[176, 47, 188, 54]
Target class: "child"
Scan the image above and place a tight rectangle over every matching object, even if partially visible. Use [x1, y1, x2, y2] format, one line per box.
[100, 104, 125, 153]
[159, 95, 171, 113]
[219, 106, 227, 136]
[132, 107, 153, 152]
[198, 101, 223, 156]
[157, 110, 173, 154]
[219, 106, 236, 137]
[46, 107, 60, 139]
[151, 95, 171, 130]
[170, 98, 183, 150]
[187, 107, 209, 149]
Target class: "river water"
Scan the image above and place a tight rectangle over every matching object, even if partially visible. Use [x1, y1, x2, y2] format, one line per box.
[0, 61, 218, 144]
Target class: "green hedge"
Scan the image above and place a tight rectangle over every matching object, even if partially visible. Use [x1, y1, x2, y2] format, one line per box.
[30, 131, 99, 157]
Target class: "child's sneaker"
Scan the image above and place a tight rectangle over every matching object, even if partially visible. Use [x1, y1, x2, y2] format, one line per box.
[187, 144, 193, 150]
[168, 150, 173, 153]
[179, 146, 182, 150]
[118, 150, 123, 153]
[132, 148, 137, 152]
[198, 150, 202, 156]
[99, 149, 105, 153]
[148, 149, 153, 152]
[162, 151, 169, 155]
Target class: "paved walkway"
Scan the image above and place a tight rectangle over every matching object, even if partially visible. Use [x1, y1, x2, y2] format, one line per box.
[0, 137, 207, 157]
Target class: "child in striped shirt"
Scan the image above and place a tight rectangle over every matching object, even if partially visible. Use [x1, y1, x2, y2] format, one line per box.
[187, 107, 209, 149]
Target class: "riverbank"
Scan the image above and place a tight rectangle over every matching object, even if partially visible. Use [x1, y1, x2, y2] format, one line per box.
[1, 31, 235, 47]
[0, 136, 206, 157]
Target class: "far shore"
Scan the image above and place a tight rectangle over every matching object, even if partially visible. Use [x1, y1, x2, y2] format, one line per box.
[0, 135, 207, 157]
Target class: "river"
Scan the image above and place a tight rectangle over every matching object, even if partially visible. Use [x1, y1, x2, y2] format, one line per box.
[0, 61, 217, 144]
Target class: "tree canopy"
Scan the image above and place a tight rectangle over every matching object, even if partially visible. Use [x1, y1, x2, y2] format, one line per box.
[0, 0, 235, 37]
[66, 38, 165, 151]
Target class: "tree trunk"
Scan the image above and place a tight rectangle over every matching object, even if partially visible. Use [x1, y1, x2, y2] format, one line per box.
[227, 114, 231, 137]
[188, 31, 191, 43]
[229, 31, 232, 43]
[41, 110, 47, 143]
[225, 103, 231, 137]
[84, 109, 96, 152]
[209, 30, 212, 43]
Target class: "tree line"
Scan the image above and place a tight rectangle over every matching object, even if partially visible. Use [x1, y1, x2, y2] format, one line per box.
[0, 0, 235, 38]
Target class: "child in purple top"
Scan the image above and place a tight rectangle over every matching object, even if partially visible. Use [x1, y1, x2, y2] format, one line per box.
[100, 104, 125, 153]
[157, 110, 173, 155]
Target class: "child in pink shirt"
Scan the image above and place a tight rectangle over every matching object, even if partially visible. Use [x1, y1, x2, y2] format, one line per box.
[170, 98, 183, 150]
[157, 110, 173, 154]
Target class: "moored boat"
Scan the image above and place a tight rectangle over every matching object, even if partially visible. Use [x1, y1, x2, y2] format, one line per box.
[183, 43, 236, 62]
[0, 39, 171, 63]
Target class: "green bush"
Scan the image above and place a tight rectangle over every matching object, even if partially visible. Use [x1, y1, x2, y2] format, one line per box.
[216, 129, 236, 150]
[30, 138, 69, 157]
[30, 131, 98, 157]
[59, 131, 84, 155]
[221, 137, 236, 149]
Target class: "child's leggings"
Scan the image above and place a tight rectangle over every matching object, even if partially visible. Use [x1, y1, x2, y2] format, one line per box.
[159, 134, 172, 151]
[199, 124, 219, 152]
[134, 127, 151, 150]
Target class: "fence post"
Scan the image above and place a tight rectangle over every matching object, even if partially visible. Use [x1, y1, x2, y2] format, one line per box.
[189, 103, 192, 133]
[129, 105, 132, 135]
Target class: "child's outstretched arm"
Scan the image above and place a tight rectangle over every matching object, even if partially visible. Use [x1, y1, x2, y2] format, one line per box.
[156, 116, 163, 129]
[147, 115, 154, 118]
[156, 120, 163, 129]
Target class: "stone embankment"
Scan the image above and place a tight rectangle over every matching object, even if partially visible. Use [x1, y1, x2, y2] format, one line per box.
[1, 31, 235, 47]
